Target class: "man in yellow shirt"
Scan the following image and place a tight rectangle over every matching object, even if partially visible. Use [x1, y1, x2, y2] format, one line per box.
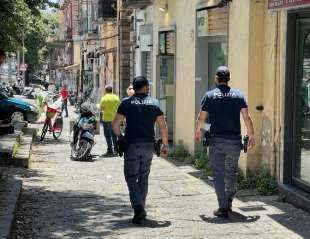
[100, 85, 120, 157]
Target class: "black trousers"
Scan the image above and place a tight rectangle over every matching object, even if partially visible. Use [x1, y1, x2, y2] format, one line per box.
[62, 100, 68, 117]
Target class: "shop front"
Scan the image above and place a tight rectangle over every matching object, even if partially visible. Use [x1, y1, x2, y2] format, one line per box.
[271, 0, 310, 212]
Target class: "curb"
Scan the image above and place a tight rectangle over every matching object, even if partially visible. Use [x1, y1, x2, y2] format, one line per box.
[0, 178, 22, 239]
[13, 128, 37, 168]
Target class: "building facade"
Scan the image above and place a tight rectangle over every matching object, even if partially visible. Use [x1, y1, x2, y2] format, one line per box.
[123, 0, 310, 212]
[47, 7, 66, 88]
[63, 0, 80, 93]
[96, 0, 118, 98]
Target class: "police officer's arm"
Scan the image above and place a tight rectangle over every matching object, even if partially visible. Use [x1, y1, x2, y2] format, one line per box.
[112, 113, 125, 137]
[195, 110, 207, 142]
[241, 108, 255, 149]
[156, 115, 169, 157]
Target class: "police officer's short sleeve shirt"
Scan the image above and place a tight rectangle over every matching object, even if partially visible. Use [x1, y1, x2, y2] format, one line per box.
[201, 85, 247, 139]
[117, 93, 163, 143]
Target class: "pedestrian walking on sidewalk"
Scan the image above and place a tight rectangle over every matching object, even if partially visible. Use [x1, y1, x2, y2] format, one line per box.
[112, 76, 169, 224]
[100, 85, 120, 157]
[195, 66, 255, 218]
[60, 84, 69, 117]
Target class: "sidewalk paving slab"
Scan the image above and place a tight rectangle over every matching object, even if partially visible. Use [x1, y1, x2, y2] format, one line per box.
[0, 176, 22, 239]
[11, 106, 310, 239]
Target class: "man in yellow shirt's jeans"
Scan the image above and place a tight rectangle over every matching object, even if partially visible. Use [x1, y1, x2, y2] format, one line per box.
[100, 85, 120, 157]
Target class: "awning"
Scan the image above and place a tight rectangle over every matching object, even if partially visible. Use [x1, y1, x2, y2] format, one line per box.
[64, 64, 80, 71]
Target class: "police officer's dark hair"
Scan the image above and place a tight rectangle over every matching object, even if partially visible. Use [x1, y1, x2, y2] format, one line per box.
[133, 76, 149, 92]
[0, 49, 6, 57]
[215, 66, 230, 83]
[217, 75, 230, 83]
[133, 85, 144, 92]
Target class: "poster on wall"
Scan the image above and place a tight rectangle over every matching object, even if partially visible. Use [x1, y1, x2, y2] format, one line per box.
[197, 10, 208, 37]
[268, 0, 310, 9]
[159, 32, 166, 54]
[140, 34, 152, 52]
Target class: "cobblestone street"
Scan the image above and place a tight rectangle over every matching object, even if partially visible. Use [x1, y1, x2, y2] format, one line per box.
[12, 107, 310, 239]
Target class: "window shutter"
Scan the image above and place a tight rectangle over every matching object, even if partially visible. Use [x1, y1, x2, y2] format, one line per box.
[208, 7, 228, 36]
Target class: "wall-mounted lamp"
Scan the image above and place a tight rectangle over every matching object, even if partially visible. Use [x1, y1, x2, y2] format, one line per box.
[159, 1, 168, 12]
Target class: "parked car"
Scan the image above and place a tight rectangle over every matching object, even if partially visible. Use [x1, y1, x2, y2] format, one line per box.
[0, 92, 39, 122]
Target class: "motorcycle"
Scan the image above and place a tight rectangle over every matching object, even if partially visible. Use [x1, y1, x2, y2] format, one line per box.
[70, 102, 97, 161]
[0, 83, 14, 97]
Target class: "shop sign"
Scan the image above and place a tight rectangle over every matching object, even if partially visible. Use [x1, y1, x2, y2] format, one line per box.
[159, 32, 166, 54]
[140, 24, 153, 52]
[268, 0, 310, 10]
[159, 31, 175, 55]
[197, 10, 208, 37]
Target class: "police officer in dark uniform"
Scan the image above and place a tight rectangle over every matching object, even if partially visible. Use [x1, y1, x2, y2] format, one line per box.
[112, 76, 169, 224]
[195, 66, 255, 218]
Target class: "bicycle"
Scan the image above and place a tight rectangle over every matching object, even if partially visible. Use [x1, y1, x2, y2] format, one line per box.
[40, 106, 63, 141]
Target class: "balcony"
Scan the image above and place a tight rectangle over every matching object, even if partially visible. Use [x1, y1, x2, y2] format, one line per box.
[98, 0, 117, 21]
[79, 18, 99, 36]
[123, 0, 153, 9]
[65, 27, 73, 40]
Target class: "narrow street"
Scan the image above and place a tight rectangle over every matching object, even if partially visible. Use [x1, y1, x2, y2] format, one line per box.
[11, 106, 310, 239]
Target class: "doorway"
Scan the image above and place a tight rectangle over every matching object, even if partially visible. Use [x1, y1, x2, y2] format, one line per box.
[157, 30, 176, 142]
[292, 17, 310, 192]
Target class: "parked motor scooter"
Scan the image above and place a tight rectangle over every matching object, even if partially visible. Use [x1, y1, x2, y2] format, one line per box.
[0, 83, 14, 97]
[70, 102, 97, 161]
[23, 87, 35, 99]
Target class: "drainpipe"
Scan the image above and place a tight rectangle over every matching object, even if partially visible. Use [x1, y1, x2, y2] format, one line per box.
[273, 12, 280, 178]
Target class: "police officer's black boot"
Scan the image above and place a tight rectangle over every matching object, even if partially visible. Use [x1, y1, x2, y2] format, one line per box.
[132, 205, 147, 224]
[213, 208, 229, 218]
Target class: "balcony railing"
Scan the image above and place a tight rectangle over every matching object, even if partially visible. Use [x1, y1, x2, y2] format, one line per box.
[123, 0, 152, 9]
[98, 0, 117, 21]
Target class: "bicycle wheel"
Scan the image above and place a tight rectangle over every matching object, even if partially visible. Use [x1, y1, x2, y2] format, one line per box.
[40, 120, 49, 141]
[52, 121, 63, 140]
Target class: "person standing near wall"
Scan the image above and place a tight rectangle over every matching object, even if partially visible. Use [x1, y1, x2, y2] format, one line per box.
[100, 85, 120, 157]
[195, 66, 255, 218]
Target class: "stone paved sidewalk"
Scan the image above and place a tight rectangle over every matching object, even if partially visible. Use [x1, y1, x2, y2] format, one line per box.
[13, 106, 310, 239]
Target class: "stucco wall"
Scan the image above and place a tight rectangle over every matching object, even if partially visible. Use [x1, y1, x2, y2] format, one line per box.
[144, 0, 284, 175]
[151, 0, 201, 151]
[228, 0, 251, 173]
[228, 0, 283, 175]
